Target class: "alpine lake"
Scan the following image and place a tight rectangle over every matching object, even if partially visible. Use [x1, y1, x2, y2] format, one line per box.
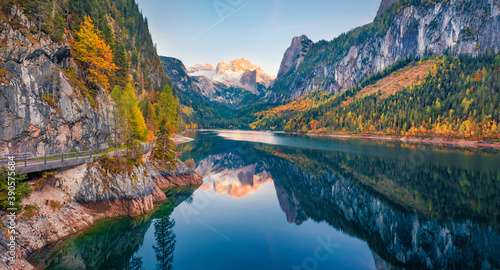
[29, 130, 500, 270]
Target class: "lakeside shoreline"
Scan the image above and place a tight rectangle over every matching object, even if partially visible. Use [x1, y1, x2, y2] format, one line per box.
[1, 141, 202, 270]
[290, 132, 500, 150]
[172, 134, 194, 145]
[190, 129, 500, 150]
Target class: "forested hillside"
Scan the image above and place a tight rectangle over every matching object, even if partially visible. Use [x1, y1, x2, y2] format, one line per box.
[254, 52, 500, 141]
[0, 0, 180, 155]
[270, 0, 499, 101]
[1, 0, 165, 91]
[177, 0, 500, 143]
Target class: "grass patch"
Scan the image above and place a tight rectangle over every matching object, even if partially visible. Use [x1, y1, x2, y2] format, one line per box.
[48, 200, 61, 210]
[184, 158, 195, 169]
[353, 60, 436, 101]
[21, 204, 39, 219]
[41, 93, 63, 114]
[95, 148, 143, 175]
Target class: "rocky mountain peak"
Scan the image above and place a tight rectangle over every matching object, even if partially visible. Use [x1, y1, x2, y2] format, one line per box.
[210, 58, 275, 89]
[271, 0, 500, 101]
[187, 63, 215, 73]
[277, 35, 313, 78]
[162, 56, 274, 107]
[376, 0, 399, 17]
[216, 58, 259, 73]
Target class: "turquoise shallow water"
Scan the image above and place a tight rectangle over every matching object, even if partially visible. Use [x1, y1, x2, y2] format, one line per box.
[30, 130, 500, 269]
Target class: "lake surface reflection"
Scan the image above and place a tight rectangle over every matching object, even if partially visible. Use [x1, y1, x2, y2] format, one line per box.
[31, 130, 500, 269]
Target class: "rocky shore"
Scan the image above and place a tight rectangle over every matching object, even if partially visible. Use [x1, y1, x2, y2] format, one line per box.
[0, 151, 202, 269]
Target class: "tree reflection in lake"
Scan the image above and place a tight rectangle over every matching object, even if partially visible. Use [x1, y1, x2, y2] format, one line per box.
[126, 255, 144, 270]
[30, 130, 500, 269]
[179, 130, 500, 269]
[28, 187, 195, 270]
[153, 217, 176, 270]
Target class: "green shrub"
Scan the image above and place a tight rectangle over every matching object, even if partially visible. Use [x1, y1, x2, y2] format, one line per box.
[21, 204, 38, 218]
[0, 168, 31, 212]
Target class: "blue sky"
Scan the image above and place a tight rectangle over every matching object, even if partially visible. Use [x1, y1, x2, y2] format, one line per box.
[136, 0, 381, 76]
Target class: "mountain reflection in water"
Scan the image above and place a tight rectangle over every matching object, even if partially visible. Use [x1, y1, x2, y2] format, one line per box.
[31, 130, 500, 270]
[179, 130, 500, 269]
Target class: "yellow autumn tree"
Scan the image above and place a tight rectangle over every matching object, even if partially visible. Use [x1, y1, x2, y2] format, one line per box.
[122, 84, 148, 141]
[73, 16, 117, 90]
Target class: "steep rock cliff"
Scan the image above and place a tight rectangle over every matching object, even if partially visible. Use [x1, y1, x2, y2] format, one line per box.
[160, 56, 204, 96]
[272, 0, 500, 101]
[76, 162, 159, 203]
[0, 7, 113, 155]
[276, 35, 313, 78]
[147, 158, 203, 189]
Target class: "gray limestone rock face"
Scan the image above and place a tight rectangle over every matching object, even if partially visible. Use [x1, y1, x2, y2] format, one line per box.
[0, 11, 113, 155]
[74, 162, 157, 203]
[277, 35, 313, 78]
[272, 0, 500, 101]
[146, 158, 203, 189]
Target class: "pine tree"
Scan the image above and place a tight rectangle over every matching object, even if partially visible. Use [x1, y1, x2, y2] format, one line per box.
[153, 85, 178, 161]
[114, 42, 129, 87]
[111, 84, 148, 141]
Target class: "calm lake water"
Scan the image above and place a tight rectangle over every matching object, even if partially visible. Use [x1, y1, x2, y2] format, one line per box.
[30, 130, 500, 269]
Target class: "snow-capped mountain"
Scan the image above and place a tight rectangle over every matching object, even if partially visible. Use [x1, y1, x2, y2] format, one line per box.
[186, 63, 216, 78]
[161, 56, 274, 108]
[187, 58, 275, 94]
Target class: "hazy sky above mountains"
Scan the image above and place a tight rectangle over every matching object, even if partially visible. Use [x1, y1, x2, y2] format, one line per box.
[136, 0, 380, 76]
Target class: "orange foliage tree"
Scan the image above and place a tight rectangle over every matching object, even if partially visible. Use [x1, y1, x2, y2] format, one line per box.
[73, 16, 117, 90]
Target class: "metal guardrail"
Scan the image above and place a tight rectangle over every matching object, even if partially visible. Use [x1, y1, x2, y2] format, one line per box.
[0, 142, 154, 174]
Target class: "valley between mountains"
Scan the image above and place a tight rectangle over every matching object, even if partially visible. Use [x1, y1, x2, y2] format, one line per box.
[0, 0, 500, 269]
[164, 0, 500, 142]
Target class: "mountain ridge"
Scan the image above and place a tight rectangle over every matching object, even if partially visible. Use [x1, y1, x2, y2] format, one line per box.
[276, 35, 313, 79]
[188, 58, 275, 91]
[270, 0, 500, 101]
[161, 56, 272, 107]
